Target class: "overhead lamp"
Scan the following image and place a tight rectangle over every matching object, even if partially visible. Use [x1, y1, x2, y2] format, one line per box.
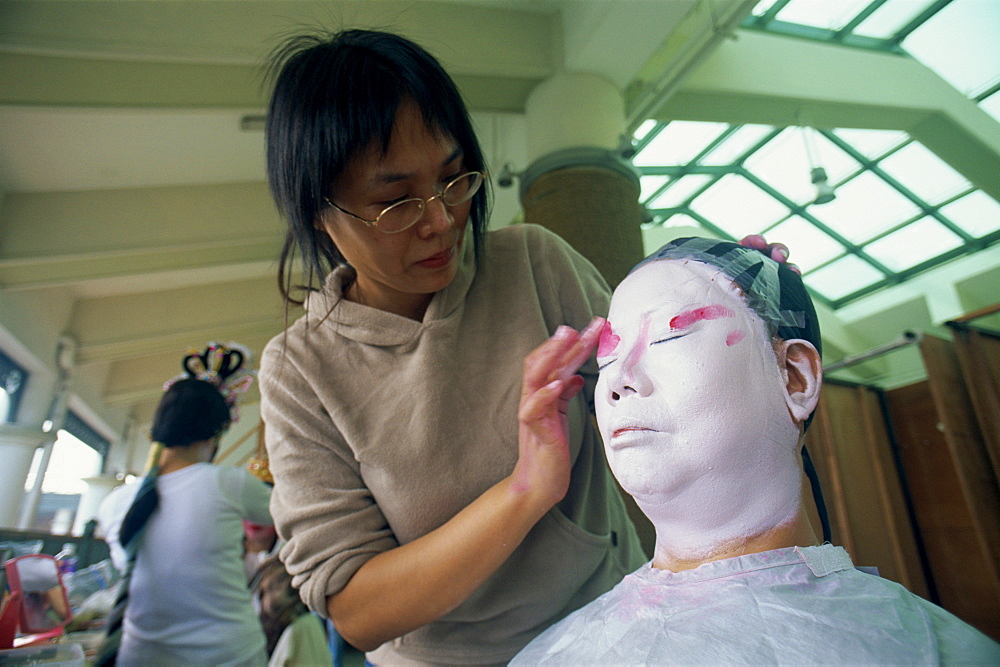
[810, 167, 836, 205]
[497, 163, 519, 188]
[239, 114, 266, 132]
[801, 125, 836, 206]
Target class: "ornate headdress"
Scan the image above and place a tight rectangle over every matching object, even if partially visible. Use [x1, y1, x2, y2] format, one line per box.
[164, 341, 256, 422]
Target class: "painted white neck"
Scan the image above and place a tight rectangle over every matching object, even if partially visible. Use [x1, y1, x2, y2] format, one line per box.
[640, 440, 804, 571]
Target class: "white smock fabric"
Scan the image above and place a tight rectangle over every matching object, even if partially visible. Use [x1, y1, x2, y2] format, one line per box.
[102, 463, 273, 666]
[512, 544, 1000, 665]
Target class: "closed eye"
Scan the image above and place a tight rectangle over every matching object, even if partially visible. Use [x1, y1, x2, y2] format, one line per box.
[651, 332, 689, 345]
[597, 358, 616, 371]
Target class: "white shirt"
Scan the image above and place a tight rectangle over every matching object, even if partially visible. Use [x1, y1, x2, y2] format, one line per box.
[102, 463, 272, 666]
[512, 544, 1000, 665]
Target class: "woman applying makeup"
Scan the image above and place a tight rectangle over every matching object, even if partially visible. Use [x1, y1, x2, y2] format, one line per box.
[258, 29, 791, 665]
[258, 30, 643, 665]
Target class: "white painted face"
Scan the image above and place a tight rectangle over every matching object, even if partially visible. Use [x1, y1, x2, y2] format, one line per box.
[595, 259, 801, 526]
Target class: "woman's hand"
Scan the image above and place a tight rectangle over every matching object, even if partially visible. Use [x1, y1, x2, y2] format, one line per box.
[740, 234, 801, 274]
[513, 317, 604, 509]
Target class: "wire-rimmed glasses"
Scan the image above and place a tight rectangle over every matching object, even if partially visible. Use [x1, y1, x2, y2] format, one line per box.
[324, 171, 485, 234]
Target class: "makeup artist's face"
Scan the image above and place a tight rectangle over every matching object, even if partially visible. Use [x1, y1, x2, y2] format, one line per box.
[595, 260, 792, 504]
[317, 100, 471, 319]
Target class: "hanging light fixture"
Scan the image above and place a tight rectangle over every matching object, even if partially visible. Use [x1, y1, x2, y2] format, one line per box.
[801, 125, 836, 205]
[811, 167, 836, 205]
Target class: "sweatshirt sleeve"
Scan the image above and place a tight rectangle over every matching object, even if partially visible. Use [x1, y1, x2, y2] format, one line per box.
[258, 338, 398, 616]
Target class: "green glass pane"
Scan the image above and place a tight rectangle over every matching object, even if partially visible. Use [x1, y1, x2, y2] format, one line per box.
[853, 0, 938, 39]
[633, 119, 658, 143]
[639, 175, 671, 204]
[832, 128, 909, 159]
[751, 0, 779, 17]
[660, 212, 705, 229]
[980, 90, 1000, 123]
[902, 0, 1000, 98]
[804, 254, 885, 301]
[648, 175, 714, 208]
[878, 142, 971, 204]
[810, 171, 921, 243]
[699, 124, 774, 165]
[940, 191, 1000, 238]
[632, 121, 729, 167]
[765, 216, 843, 272]
[745, 128, 859, 205]
[775, 0, 870, 30]
[864, 217, 964, 272]
[690, 174, 789, 239]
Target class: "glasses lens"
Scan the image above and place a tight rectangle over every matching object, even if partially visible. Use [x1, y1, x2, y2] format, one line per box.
[378, 199, 424, 233]
[442, 172, 483, 206]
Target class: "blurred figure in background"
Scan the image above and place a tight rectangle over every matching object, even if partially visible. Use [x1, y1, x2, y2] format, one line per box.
[254, 555, 332, 667]
[99, 343, 271, 666]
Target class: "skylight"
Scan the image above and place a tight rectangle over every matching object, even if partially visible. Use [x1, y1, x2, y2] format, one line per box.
[629, 0, 1000, 309]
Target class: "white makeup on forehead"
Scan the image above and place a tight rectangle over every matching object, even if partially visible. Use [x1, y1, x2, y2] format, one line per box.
[596, 259, 802, 566]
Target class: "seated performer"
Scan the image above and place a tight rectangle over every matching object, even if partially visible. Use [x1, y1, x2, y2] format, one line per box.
[513, 237, 999, 665]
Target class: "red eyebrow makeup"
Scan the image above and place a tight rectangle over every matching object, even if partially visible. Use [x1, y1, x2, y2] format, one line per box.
[669, 304, 733, 330]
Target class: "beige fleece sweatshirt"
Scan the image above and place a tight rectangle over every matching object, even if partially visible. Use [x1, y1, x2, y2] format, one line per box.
[259, 224, 644, 665]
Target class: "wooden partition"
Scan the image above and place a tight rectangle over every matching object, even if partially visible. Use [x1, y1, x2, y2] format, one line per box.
[805, 381, 929, 597]
[949, 324, 1000, 483]
[809, 323, 1000, 641]
[893, 332, 1000, 639]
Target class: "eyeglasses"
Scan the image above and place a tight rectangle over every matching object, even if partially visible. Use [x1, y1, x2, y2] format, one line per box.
[324, 171, 485, 234]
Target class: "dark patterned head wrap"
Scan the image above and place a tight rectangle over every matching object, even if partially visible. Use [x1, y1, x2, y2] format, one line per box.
[634, 237, 821, 358]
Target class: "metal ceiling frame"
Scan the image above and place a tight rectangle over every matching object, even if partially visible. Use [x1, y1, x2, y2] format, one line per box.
[634, 119, 999, 309]
[631, 0, 997, 309]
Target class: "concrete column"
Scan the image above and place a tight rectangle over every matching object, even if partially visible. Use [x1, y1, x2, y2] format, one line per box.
[72, 475, 122, 537]
[520, 71, 644, 288]
[0, 424, 48, 528]
[19, 335, 75, 530]
[521, 72, 653, 556]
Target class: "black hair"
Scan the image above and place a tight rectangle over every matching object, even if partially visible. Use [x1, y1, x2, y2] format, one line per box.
[150, 378, 231, 447]
[264, 29, 491, 305]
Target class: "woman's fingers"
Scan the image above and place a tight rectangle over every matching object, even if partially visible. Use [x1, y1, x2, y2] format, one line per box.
[518, 380, 563, 424]
[739, 234, 801, 275]
[514, 322, 598, 506]
[740, 234, 768, 251]
[522, 318, 602, 395]
[740, 234, 787, 260]
[519, 374, 585, 422]
[554, 317, 603, 382]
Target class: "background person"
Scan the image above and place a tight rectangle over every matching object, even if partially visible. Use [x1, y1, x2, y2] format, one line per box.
[253, 555, 332, 667]
[513, 238, 1000, 664]
[101, 343, 272, 666]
